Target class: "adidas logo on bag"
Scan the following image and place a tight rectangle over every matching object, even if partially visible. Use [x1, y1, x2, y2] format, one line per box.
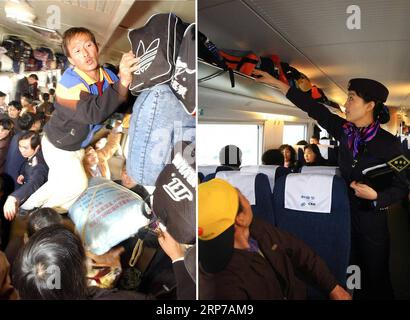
[134, 38, 160, 75]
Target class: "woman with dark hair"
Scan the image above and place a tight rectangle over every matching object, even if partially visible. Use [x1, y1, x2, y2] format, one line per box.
[262, 149, 284, 165]
[279, 144, 299, 172]
[304, 144, 327, 166]
[253, 70, 409, 299]
[12, 225, 88, 300]
[12, 225, 150, 300]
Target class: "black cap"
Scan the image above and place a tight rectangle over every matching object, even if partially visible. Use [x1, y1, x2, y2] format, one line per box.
[199, 225, 234, 274]
[348, 78, 389, 102]
[153, 141, 196, 244]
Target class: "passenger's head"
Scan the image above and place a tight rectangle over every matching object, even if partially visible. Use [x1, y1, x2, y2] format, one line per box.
[63, 27, 99, 72]
[83, 146, 99, 167]
[27, 208, 63, 238]
[304, 144, 324, 165]
[27, 74, 38, 85]
[0, 118, 13, 140]
[48, 88, 55, 96]
[261, 149, 284, 165]
[18, 112, 36, 131]
[219, 145, 242, 168]
[310, 136, 319, 144]
[31, 114, 44, 132]
[345, 78, 390, 125]
[12, 225, 88, 300]
[8, 101, 22, 119]
[41, 93, 50, 102]
[21, 94, 33, 107]
[18, 131, 41, 158]
[0, 91, 6, 105]
[198, 179, 253, 273]
[296, 140, 308, 146]
[279, 144, 296, 163]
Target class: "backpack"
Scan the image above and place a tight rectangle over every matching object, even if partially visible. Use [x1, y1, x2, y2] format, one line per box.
[128, 13, 188, 94]
[218, 50, 259, 76]
[170, 23, 196, 116]
[197, 30, 233, 85]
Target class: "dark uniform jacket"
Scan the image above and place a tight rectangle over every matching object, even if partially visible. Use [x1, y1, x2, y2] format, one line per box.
[11, 149, 48, 204]
[200, 218, 338, 300]
[286, 87, 409, 211]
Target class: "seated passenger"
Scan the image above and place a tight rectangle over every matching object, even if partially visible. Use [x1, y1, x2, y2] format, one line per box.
[279, 144, 299, 172]
[83, 127, 122, 180]
[304, 143, 327, 166]
[261, 149, 283, 165]
[217, 145, 242, 172]
[3, 132, 49, 221]
[198, 178, 351, 300]
[12, 225, 151, 300]
[310, 135, 320, 145]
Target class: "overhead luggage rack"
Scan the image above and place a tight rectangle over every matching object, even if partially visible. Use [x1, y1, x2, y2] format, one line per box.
[198, 59, 295, 108]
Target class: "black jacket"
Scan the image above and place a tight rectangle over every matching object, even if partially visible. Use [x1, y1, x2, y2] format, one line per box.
[200, 218, 338, 300]
[11, 149, 48, 203]
[286, 87, 409, 211]
[44, 81, 128, 151]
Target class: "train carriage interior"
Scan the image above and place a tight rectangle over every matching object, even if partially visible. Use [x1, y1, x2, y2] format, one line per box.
[198, 0, 409, 299]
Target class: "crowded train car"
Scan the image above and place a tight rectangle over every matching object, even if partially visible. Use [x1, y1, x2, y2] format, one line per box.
[198, 0, 410, 300]
[0, 0, 196, 300]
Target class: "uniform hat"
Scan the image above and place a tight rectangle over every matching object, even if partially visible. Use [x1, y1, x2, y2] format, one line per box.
[198, 179, 239, 273]
[348, 78, 389, 103]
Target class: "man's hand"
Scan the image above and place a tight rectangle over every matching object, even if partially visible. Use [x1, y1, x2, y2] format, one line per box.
[329, 285, 352, 300]
[3, 196, 19, 221]
[251, 69, 291, 95]
[17, 175, 24, 185]
[350, 181, 378, 200]
[158, 229, 184, 262]
[119, 51, 139, 88]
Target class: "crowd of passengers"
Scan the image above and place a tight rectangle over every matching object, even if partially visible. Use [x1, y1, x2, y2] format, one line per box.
[0, 26, 195, 300]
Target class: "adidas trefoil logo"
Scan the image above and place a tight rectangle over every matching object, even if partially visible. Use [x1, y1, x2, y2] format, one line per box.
[134, 38, 160, 75]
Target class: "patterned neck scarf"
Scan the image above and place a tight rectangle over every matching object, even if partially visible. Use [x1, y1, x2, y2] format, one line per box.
[343, 121, 380, 158]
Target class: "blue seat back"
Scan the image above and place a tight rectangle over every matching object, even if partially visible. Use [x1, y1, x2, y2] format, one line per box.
[273, 173, 350, 299]
[216, 171, 275, 226]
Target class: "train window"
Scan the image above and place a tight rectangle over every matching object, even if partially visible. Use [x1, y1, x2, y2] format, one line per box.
[283, 123, 307, 145]
[197, 123, 262, 165]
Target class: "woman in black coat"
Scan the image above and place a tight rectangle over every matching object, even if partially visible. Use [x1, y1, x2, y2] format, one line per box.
[253, 69, 409, 300]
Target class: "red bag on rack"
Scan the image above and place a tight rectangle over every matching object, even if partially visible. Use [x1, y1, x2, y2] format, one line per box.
[218, 50, 259, 76]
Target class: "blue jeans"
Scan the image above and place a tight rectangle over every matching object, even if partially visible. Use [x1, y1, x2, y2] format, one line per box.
[127, 84, 195, 186]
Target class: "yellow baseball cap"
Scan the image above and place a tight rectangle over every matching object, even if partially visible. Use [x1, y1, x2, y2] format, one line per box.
[198, 178, 239, 273]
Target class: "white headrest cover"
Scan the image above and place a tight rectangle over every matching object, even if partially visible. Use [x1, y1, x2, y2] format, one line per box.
[240, 165, 278, 192]
[284, 173, 333, 213]
[301, 166, 339, 176]
[216, 171, 257, 205]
